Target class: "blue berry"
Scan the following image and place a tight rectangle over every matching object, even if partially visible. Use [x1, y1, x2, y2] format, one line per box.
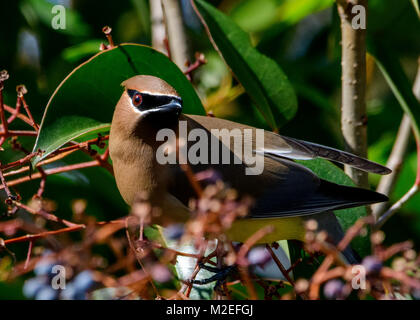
[73, 270, 95, 292]
[60, 283, 77, 300]
[23, 277, 47, 298]
[34, 261, 55, 277]
[61, 283, 86, 300]
[164, 224, 184, 241]
[36, 286, 59, 300]
[41, 249, 53, 257]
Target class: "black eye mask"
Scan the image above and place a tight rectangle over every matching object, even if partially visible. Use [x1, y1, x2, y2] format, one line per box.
[127, 89, 182, 111]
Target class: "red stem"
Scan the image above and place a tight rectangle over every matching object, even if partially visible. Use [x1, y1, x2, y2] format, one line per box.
[4, 225, 85, 245]
[20, 96, 39, 131]
[24, 240, 34, 270]
[1, 160, 101, 189]
[0, 84, 8, 134]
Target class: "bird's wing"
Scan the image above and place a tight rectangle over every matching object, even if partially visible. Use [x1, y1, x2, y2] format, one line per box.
[262, 131, 391, 175]
[186, 115, 391, 175]
[172, 115, 388, 218]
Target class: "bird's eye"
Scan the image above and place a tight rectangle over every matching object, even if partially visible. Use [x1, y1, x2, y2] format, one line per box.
[132, 92, 143, 107]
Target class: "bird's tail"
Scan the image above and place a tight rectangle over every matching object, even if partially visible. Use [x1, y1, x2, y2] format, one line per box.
[313, 179, 389, 213]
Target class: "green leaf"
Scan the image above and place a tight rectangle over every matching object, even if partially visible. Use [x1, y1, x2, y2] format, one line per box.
[20, 0, 91, 37]
[277, 0, 334, 25]
[61, 40, 104, 63]
[368, 41, 420, 144]
[230, 0, 334, 33]
[32, 44, 205, 166]
[296, 158, 370, 256]
[411, 0, 420, 18]
[193, 0, 298, 131]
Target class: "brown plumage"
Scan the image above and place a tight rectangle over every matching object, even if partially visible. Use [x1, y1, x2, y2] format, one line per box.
[109, 75, 390, 263]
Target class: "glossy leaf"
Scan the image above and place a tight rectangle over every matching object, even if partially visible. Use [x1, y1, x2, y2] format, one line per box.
[193, 0, 298, 131]
[32, 44, 205, 166]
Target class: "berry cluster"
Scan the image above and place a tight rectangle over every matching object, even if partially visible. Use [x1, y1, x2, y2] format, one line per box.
[23, 258, 97, 300]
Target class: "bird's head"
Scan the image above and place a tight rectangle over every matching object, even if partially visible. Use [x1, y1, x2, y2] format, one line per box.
[113, 75, 183, 134]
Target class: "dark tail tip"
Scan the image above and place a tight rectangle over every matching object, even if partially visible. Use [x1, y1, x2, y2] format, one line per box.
[320, 179, 389, 206]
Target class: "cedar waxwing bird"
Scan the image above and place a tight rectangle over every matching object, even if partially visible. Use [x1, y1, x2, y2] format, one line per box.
[109, 75, 391, 264]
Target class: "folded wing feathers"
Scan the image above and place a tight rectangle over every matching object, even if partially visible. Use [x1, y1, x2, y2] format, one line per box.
[260, 132, 391, 175]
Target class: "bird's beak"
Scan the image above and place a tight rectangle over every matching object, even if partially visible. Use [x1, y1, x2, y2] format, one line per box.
[157, 99, 182, 117]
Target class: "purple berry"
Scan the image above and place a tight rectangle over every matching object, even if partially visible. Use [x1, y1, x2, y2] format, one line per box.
[323, 280, 344, 299]
[247, 247, 271, 267]
[151, 264, 172, 283]
[362, 256, 382, 275]
[195, 169, 223, 184]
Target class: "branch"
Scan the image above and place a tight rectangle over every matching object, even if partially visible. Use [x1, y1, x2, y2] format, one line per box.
[0, 162, 16, 202]
[375, 184, 419, 229]
[3, 225, 85, 245]
[337, 0, 369, 188]
[373, 63, 420, 219]
[3, 219, 125, 246]
[1, 160, 101, 189]
[150, 0, 168, 54]
[161, 0, 189, 71]
[20, 95, 39, 131]
[14, 201, 81, 228]
[372, 115, 412, 218]
[0, 70, 10, 135]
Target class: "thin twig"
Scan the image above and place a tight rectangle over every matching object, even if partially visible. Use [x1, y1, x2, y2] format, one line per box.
[337, 0, 369, 188]
[0, 162, 16, 202]
[125, 217, 161, 298]
[20, 96, 39, 131]
[1, 160, 102, 189]
[236, 226, 274, 300]
[381, 267, 420, 290]
[150, 0, 167, 54]
[24, 240, 34, 270]
[4, 225, 85, 245]
[375, 184, 419, 229]
[14, 201, 82, 228]
[0, 130, 37, 137]
[265, 244, 295, 286]
[184, 53, 207, 81]
[161, 0, 189, 71]
[4, 103, 32, 126]
[372, 115, 412, 218]
[102, 26, 115, 48]
[373, 63, 420, 219]
[0, 70, 9, 135]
